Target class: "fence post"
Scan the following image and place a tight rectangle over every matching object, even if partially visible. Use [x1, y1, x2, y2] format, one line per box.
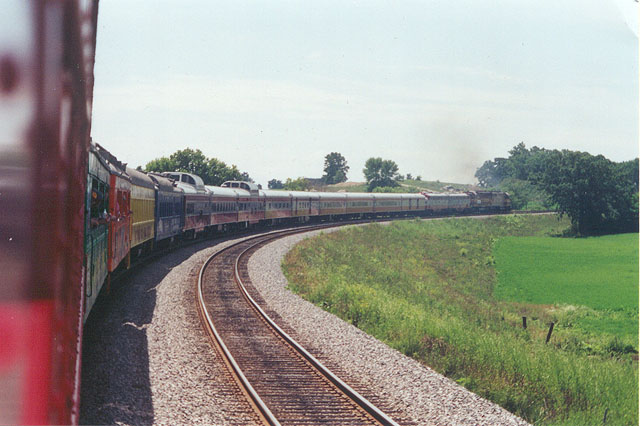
[522, 316, 527, 329]
[545, 322, 555, 344]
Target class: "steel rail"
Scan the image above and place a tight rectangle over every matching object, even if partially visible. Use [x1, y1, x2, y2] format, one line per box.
[196, 224, 342, 425]
[197, 231, 285, 426]
[233, 232, 401, 426]
[197, 223, 401, 425]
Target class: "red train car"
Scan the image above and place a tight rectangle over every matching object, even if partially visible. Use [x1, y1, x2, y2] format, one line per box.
[95, 144, 132, 272]
[263, 189, 294, 221]
[0, 1, 99, 424]
[165, 172, 211, 236]
[221, 180, 263, 226]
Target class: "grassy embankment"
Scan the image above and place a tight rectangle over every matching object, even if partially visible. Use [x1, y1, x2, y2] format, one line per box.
[322, 179, 472, 193]
[282, 215, 638, 425]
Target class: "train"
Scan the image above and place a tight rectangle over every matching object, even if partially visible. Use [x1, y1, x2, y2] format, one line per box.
[0, 1, 509, 424]
[83, 141, 511, 325]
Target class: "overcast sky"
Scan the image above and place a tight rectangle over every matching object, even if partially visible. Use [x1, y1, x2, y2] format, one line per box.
[91, 0, 638, 187]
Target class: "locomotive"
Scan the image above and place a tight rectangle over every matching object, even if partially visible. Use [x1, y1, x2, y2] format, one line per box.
[0, 1, 509, 424]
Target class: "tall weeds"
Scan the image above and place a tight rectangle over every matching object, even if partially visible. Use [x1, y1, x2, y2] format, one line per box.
[283, 216, 638, 425]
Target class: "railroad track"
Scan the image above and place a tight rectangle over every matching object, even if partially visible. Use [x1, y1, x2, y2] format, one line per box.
[197, 225, 401, 426]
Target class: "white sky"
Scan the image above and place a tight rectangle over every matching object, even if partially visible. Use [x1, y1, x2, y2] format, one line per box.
[91, 0, 638, 187]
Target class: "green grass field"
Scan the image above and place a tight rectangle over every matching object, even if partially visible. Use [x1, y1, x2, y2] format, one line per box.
[494, 234, 638, 346]
[283, 216, 639, 425]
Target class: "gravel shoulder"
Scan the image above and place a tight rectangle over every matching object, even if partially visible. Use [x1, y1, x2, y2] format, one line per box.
[80, 235, 263, 425]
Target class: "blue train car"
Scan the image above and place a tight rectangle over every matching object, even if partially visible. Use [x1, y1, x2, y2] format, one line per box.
[149, 173, 184, 244]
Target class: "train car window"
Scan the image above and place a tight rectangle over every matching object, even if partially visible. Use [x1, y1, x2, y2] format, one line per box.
[90, 179, 108, 220]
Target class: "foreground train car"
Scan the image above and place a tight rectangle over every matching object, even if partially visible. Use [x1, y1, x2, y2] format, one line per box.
[0, 1, 99, 424]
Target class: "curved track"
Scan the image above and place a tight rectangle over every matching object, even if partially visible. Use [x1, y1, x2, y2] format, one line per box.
[197, 225, 400, 426]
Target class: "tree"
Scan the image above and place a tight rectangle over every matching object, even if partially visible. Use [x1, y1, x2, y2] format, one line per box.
[475, 143, 555, 188]
[145, 156, 177, 174]
[406, 173, 413, 180]
[475, 157, 512, 188]
[363, 157, 400, 191]
[268, 179, 284, 189]
[283, 177, 310, 191]
[537, 150, 637, 235]
[415, 175, 422, 181]
[322, 152, 349, 184]
[144, 148, 249, 186]
[240, 172, 254, 183]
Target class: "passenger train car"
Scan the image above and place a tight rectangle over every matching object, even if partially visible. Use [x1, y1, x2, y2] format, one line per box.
[0, 2, 510, 423]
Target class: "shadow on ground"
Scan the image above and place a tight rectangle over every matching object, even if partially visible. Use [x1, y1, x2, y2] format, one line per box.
[79, 240, 218, 425]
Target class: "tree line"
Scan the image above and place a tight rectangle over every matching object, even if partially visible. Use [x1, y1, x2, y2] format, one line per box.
[269, 152, 421, 191]
[144, 148, 252, 186]
[143, 148, 421, 193]
[476, 143, 638, 235]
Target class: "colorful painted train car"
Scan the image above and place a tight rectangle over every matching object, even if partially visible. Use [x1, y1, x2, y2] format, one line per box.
[84, 145, 110, 321]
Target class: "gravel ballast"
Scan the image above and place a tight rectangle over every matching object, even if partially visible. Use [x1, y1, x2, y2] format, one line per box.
[80, 225, 530, 425]
[80, 236, 262, 425]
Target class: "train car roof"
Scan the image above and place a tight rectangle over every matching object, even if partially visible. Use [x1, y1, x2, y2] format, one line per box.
[126, 167, 156, 189]
[161, 172, 209, 194]
[371, 192, 403, 199]
[161, 172, 206, 189]
[286, 190, 321, 199]
[422, 192, 468, 198]
[94, 142, 129, 179]
[177, 183, 203, 194]
[314, 192, 348, 200]
[344, 192, 375, 199]
[397, 193, 425, 199]
[205, 185, 244, 198]
[221, 181, 259, 193]
[88, 144, 110, 173]
[148, 173, 183, 193]
[259, 189, 293, 198]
